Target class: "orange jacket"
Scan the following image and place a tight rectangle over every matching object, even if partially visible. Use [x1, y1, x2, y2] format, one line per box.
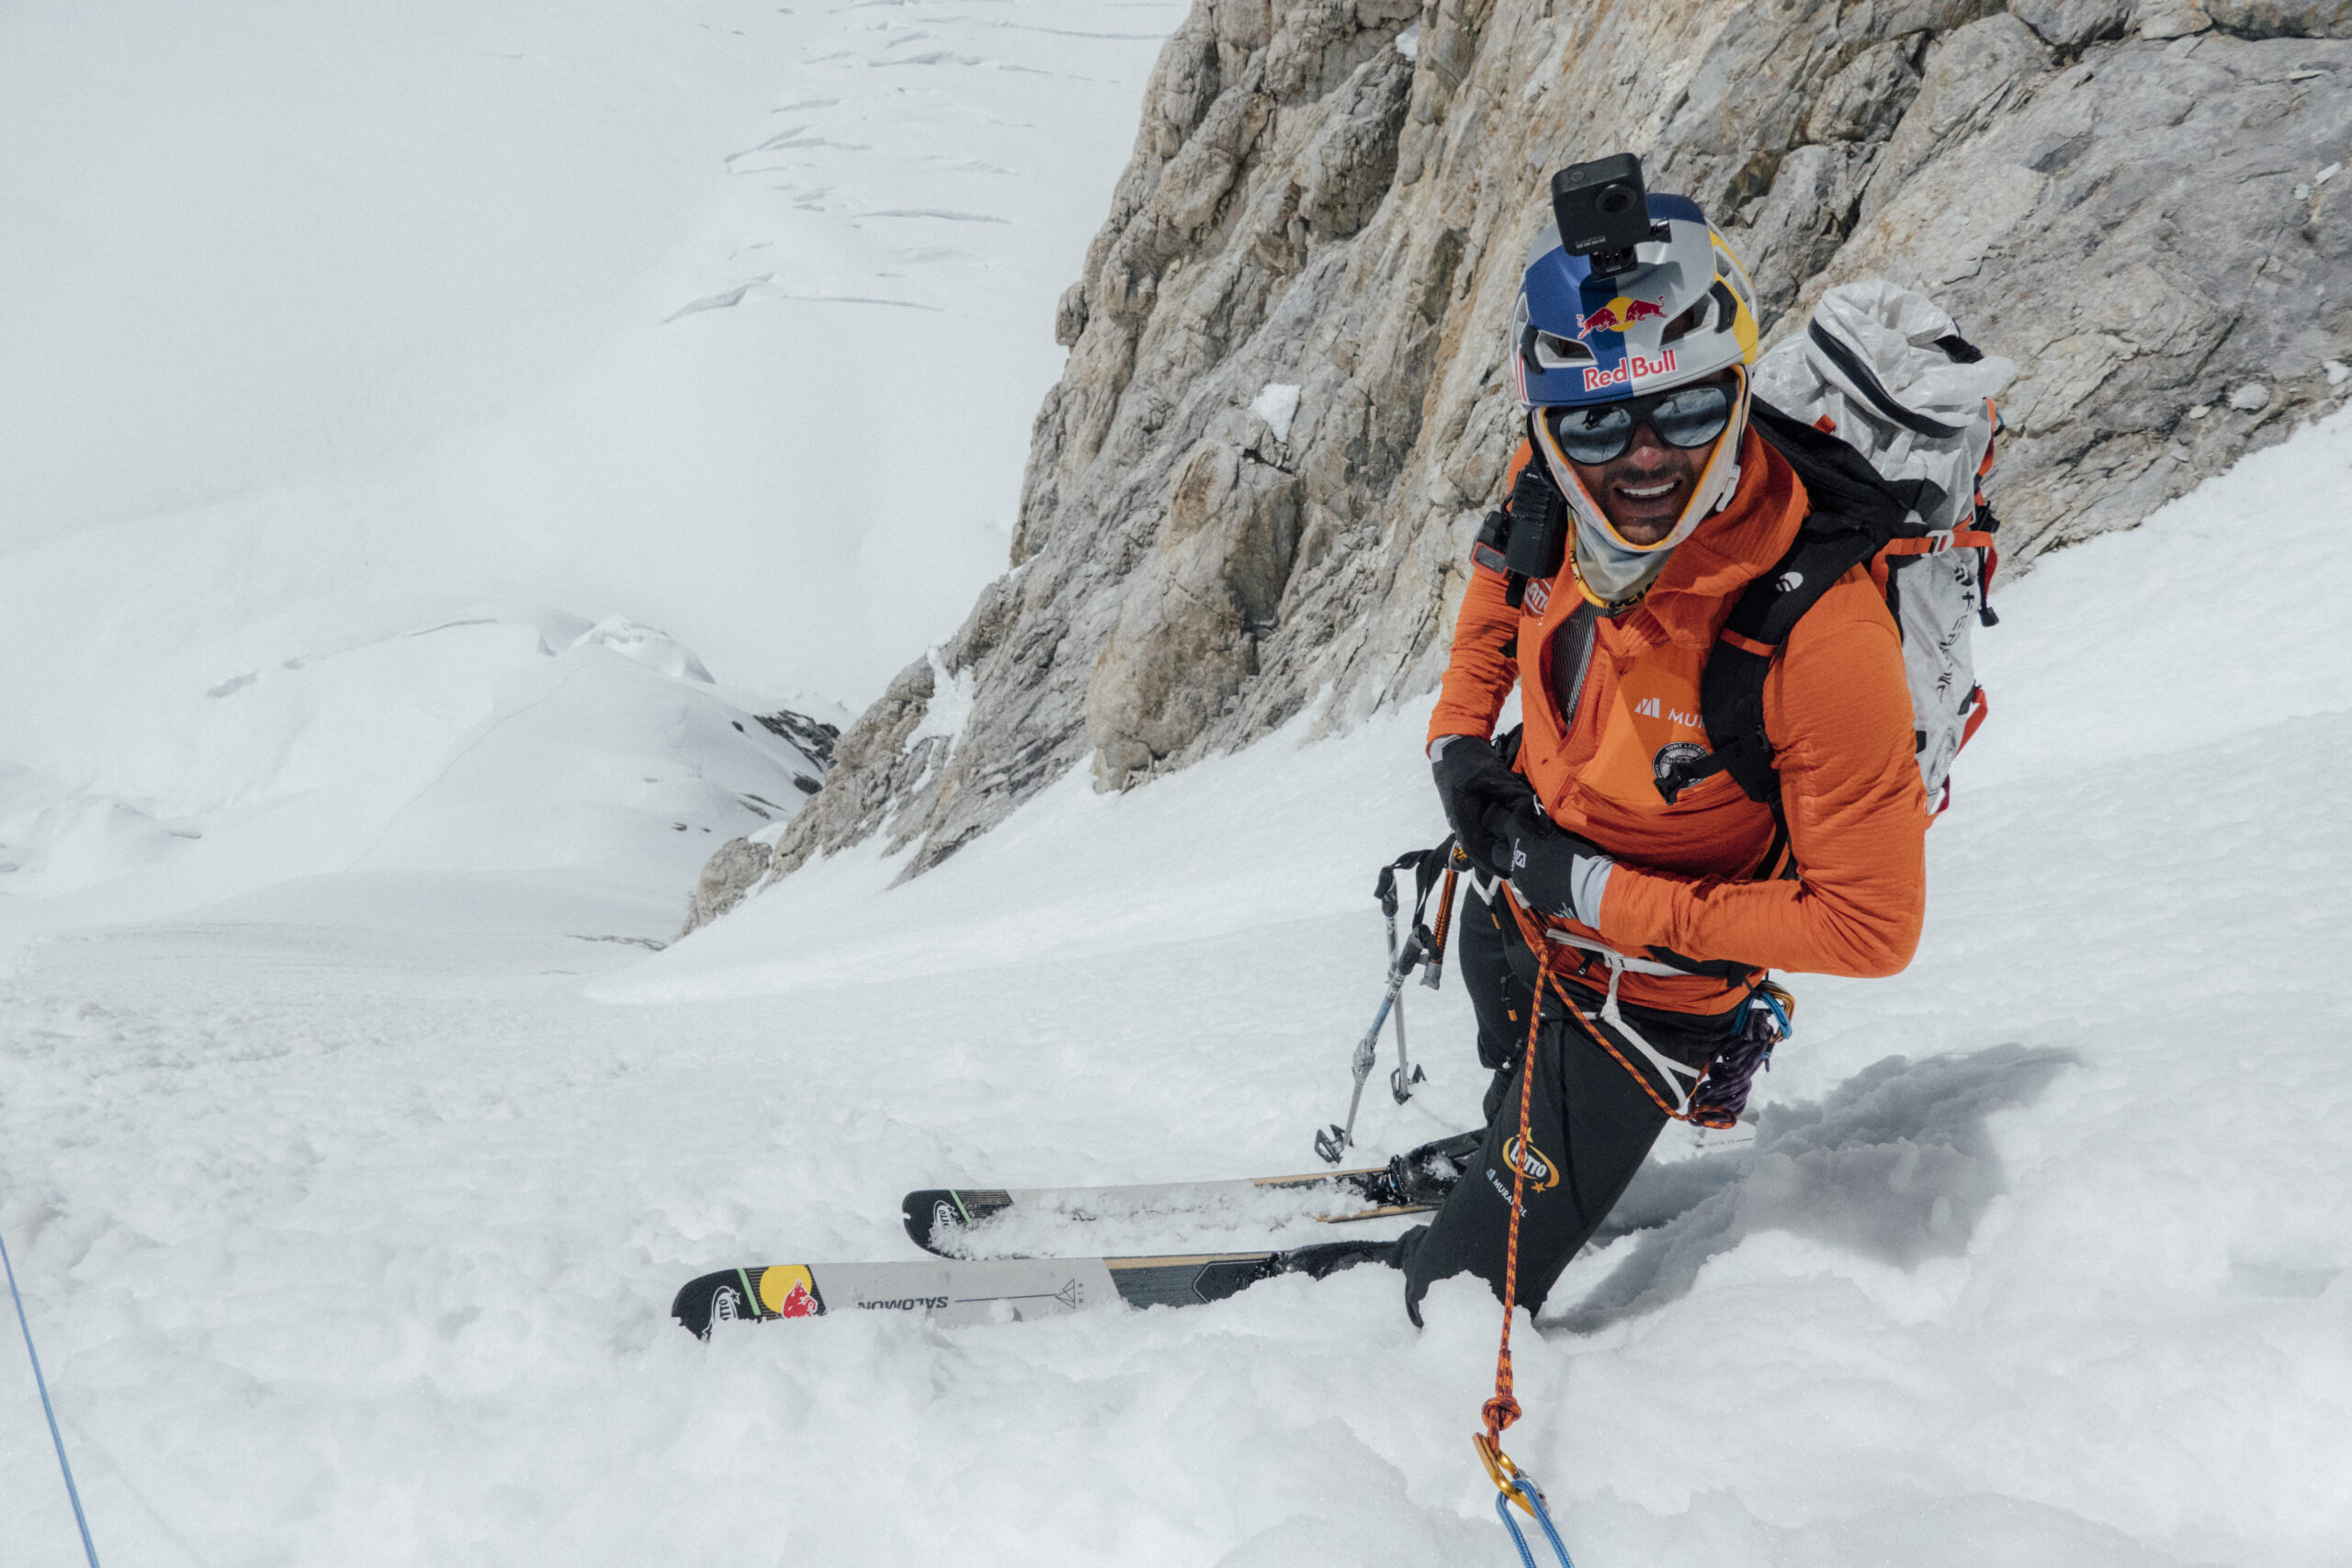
[1430, 428, 1928, 1014]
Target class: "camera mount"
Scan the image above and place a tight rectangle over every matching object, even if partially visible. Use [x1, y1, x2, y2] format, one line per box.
[1550, 153, 1669, 278]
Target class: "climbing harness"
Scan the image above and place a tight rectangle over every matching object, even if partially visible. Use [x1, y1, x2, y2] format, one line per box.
[1473, 942, 1576, 1568]
[1538, 929, 1794, 1131]
[1314, 841, 1461, 1164]
[3, 1224, 103, 1568]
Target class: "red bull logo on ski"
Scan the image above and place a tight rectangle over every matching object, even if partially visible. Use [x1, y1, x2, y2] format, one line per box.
[1575, 296, 1669, 338]
[757, 1265, 823, 1318]
[1583, 347, 1677, 393]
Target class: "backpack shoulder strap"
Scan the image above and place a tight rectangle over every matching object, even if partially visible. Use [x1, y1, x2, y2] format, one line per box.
[1655, 401, 1906, 809]
[1654, 527, 1880, 806]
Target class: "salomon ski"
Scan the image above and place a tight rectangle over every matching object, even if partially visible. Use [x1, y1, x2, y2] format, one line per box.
[902, 1131, 1482, 1258]
[672, 1241, 1393, 1337]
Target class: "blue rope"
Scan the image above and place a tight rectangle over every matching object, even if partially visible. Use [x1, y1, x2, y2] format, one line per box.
[1493, 1474, 1576, 1568]
[1, 1224, 103, 1568]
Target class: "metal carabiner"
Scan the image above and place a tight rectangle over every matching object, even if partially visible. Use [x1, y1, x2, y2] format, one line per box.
[1475, 1435, 1577, 1568]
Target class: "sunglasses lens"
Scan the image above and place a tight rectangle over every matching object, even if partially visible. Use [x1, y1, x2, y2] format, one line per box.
[1551, 404, 1634, 465]
[1650, 385, 1732, 449]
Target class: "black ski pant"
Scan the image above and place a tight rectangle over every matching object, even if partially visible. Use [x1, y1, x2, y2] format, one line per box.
[1398, 877, 1741, 1322]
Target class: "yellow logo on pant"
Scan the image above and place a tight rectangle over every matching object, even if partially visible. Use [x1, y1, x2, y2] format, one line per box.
[1501, 1134, 1560, 1192]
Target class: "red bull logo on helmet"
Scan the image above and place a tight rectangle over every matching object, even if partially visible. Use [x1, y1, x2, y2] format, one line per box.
[1575, 295, 1669, 338]
[1582, 347, 1678, 393]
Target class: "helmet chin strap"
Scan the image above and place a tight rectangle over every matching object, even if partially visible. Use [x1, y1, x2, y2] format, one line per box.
[1533, 373, 1752, 611]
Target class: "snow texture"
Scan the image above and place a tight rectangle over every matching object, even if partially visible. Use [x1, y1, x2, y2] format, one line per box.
[2, 408, 2347, 1565]
[0, 0, 1172, 706]
[1251, 382, 1304, 443]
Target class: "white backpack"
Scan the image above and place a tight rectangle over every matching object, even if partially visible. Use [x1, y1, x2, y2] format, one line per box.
[1655, 281, 2015, 814]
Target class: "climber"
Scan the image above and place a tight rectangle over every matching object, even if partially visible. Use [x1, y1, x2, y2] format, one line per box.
[1394, 164, 1930, 1321]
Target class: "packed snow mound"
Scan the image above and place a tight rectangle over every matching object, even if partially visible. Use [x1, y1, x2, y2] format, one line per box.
[0, 601, 823, 931]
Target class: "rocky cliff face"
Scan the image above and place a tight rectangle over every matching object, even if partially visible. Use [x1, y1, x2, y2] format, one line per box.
[687, 0, 2352, 930]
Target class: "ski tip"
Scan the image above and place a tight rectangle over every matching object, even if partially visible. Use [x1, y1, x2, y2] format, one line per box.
[902, 1190, 957, 1253]
[900, 1188, 1012, 1256]
[672, 1265, 828, 1337]
[671, 1269, 743, 1339]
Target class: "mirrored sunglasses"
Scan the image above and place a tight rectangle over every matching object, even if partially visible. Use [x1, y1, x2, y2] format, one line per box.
[1544, 382, 1732, 466]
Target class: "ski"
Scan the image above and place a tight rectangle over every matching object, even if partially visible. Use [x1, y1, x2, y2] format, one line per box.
[671, 1241, 1392, 1338]
[900, 1131, 1482, 1258]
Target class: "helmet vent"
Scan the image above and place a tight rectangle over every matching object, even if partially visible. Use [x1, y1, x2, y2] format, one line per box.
[1659, 299, 1709, 344]
[1532, 331, 1594, 367]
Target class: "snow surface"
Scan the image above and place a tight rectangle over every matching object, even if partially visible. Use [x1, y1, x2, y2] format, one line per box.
[4, 6, 2349, 1562]
[0, 0, 1175, 933]
[3, 405, 2348, 1566]
[0, 0, 1176, 705]
[1252, 382, 1304, 443]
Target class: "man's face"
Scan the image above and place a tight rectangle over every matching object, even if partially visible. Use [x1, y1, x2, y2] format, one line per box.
[1559, 371, 1737, 547]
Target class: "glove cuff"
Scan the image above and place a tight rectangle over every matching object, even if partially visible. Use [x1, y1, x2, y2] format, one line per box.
[1428, 732, 1485, 764]
[1570, 855, 1614, 928]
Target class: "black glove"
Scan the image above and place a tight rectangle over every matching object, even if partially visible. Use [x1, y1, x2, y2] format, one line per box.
[1430, 735, 1535, 876]
[1487, 798, 1614, 927]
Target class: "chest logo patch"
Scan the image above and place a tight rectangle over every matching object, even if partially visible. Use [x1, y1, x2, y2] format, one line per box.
[1653, 741, 1710, 792]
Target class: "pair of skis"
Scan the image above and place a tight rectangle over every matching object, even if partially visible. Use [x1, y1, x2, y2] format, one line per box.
[673, 845, 1500, 1338]
[670, 1136, 1481, 1337]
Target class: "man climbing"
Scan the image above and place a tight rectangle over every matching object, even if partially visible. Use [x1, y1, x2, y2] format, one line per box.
[1394, 163, 1930, 1321]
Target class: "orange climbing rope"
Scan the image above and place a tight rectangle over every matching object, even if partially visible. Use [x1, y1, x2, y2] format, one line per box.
[1469, 943, 1588, 1566]
[1473, 941, 1551, 1502]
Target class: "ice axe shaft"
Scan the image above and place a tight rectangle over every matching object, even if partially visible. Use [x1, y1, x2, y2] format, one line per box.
[1384, 900, 1426, 1106]
[1314, 987, 1390, 1163]
[1420, 855, 1464, 991]
[1316, 842, 1449, 1163]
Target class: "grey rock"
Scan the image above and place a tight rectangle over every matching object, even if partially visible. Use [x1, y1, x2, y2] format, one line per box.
[2135, 0, 2214, 39]
[2205, 0, 2352, 35]
[684, 836, 774, 932]
[692, 0, 2352, 918]
[2010, 0, 2137, 47]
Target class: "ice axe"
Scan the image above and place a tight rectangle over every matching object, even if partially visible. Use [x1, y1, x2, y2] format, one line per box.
[1420, 840, 1468, 993]
[1314, 840, 1460, 1165]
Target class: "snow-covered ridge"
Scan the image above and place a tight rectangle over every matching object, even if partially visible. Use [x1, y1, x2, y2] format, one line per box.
[0, 0, 1178, 940]
[0, 596, 831, 934]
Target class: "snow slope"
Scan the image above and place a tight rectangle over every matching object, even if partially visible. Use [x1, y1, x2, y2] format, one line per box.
[0, 0, 1176, 931]
[0, 0, 1170, 696]
[4, 405, 2348, 1566]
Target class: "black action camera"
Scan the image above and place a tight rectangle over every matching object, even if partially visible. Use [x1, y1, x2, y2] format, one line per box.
[1551, 153, 1661, 276]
